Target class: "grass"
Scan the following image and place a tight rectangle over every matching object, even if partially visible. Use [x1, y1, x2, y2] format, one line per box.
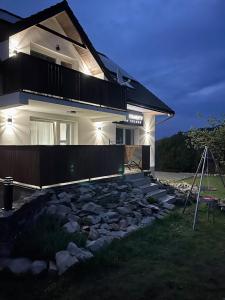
[180, 175, 225, 199]
[0, 205, 225, 300]
[12, 215, 87, 260]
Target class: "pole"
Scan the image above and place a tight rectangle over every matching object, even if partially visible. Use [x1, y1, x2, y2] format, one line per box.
[183, 147, 206, 214]
[193, 146, 207, 230]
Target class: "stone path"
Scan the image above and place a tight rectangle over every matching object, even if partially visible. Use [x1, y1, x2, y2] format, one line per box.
[155, 171, 195, 182]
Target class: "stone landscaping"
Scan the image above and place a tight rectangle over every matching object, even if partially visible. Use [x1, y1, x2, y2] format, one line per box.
[0, 173, 184, 276]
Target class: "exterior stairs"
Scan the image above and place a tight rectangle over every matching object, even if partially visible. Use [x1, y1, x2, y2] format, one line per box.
[124, 172, 176, 205]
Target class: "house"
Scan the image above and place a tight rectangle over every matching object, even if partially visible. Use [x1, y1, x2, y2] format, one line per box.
[0, 1, 174, 186]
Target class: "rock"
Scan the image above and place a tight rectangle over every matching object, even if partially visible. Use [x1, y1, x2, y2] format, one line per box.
[86, 237, 112, 253]
[55, 250, 78, 275]
[102, 188, 109, 193]
[119, 219, 128, 230]
[79, 193, 93, 202]
[109, 231, 127, 239]
[98, 228, 111, 235]
[56, 205, 71, 217]
[101, 212, 120, 223]
[31, 260, 47, 275]
[55, 192, 72, 203]
[126, 225, 138, 234]
[88, 227, 100, 240]
[120, 192, 127, 201]
[63, 221, 80, 233]
[100, 223, 110, 230]
[46, 205, 57, 215]
[83, 215, 101, 225]
[111, 190, 119, 196]
[141, 217, 155, 227]
[142, 207, 153, 216]
[67, 213, 80, 223]
[116, 206, 131, 216]
[49, 260, 58, 275]
[109, 223, 120, 231]
[133, 211, 143, 222]
[82, 202, 103, 214]
[117, 185, 128, 191]
[8, 258, 32, 275]
[162, 203, 175, 210]
[126, 216, 137, 226]
[67, 242, 93, 261]
[79, 186, 92, 194]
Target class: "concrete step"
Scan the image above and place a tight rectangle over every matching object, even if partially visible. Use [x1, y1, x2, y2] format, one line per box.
[145, 189, 167, 200]
[140, 183, 159, 194]
[129, 177, 151, 187]
[124, 172, 144, 181]
[158, 195, 176, 205]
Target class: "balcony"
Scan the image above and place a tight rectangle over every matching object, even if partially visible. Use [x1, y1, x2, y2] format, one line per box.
[0, 52, 126, 110]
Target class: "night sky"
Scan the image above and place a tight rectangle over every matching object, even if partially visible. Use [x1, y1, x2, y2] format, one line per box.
[1, 0, 225, 139]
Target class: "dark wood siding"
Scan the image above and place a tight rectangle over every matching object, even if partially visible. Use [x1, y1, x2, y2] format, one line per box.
[0, 145, 124, 187]
[1, 53, 126, 110]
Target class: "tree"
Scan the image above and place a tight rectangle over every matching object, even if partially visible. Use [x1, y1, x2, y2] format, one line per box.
[187, 116, 225, 167]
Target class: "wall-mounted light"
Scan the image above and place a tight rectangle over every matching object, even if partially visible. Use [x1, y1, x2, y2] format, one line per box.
[56, 44, 60, 51]
[7, 116, 13, 126]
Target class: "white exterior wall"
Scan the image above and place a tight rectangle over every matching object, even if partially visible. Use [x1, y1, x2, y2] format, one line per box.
[0, 109, 78, 145]
[138, 114, 155, 170]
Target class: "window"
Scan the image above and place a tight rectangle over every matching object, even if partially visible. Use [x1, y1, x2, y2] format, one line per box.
[31, 120, 54, 145]
[116, 128, 134, 145]
[59, 122, 70, 145]
[30, 50, 56, 63]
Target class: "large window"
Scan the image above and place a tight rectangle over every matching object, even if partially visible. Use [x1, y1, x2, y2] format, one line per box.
[31, 120, 54, 145]
[116, 128, 134, 145]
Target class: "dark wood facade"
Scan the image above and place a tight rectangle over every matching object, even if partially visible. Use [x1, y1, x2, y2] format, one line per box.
[1, 53, 126, 110]
[0, 145, 150, 187]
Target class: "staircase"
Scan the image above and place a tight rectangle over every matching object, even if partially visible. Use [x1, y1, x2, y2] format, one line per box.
[124, 172, 176, 205]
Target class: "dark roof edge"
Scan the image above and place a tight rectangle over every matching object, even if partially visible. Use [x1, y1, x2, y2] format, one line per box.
[0, 8, 23, 20]
[127, 100, 175, 115]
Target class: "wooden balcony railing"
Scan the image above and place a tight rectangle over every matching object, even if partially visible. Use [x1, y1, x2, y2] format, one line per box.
[1, 52, 126, 110]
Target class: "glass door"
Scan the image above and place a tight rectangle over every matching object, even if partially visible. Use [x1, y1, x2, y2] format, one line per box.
[59, 122, 70, 145]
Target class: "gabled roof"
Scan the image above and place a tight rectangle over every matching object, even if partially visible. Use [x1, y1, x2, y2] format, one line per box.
[98, 53, 175, 115]
[0, 1, 114, 81]
[0, 1, 174, 115]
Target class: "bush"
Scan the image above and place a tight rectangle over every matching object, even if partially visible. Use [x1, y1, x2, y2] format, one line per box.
[12, 215, 87, 260]
[155, 132, 200, 172]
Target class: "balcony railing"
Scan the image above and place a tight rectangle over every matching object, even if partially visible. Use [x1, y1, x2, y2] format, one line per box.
[1, 52, 126, 110]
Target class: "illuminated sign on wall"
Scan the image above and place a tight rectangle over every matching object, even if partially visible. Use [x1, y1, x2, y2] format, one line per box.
[126, 112, 143, 125]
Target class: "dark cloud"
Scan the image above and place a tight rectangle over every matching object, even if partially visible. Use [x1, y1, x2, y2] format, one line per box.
[1, 0, 225, 138]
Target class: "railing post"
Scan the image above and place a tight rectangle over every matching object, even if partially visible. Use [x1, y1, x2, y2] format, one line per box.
[3, 177, 14, 211]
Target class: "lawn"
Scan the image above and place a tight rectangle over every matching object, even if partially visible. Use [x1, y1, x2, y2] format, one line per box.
[0, 203, 225, 300]
[181, 175, 225, 200]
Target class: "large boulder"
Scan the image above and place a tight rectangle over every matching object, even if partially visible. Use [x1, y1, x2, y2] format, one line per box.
[55, 250, 78, 275]
[31, 260, 47, 275]
[86, 237, 113, 253]
[82, 202, 103, 214]
[79, 194, 93, 202]
[67, 242, 93, 261]
[141, 217, 155, 227]
[63, 221, 80, 233]
[8, 258, 32, 275]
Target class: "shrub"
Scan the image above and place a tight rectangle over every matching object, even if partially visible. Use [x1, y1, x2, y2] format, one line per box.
[147, 197, 157, 204]
[12, 215, 87, 260]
